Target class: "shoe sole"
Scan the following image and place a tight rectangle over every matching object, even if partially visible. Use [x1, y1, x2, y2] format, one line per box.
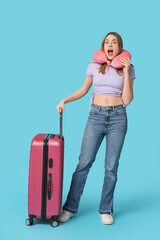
[102, 219, 114, 225]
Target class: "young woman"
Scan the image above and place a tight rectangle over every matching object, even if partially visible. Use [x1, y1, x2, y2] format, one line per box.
[56, 32, 136, 225]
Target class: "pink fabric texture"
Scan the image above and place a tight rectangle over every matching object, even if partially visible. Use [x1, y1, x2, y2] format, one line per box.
[92, 49, 132, 69]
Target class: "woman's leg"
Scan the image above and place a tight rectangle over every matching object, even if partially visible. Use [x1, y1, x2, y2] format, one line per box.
[63, 106, 105, 213]
[99, 107, 128, 214]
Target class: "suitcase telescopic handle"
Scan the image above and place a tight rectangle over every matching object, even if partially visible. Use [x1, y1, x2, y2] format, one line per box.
[59, 108, 63, 139]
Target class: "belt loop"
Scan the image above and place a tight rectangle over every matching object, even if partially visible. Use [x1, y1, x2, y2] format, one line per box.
[98, 106, 100, 111]
[113, 105, 115, 111]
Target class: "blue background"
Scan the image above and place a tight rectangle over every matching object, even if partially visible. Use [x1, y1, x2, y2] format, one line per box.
[1, 0, 160, 239]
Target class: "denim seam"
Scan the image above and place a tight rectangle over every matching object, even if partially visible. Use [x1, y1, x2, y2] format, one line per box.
[99, 212, 112, 215]
[63, 206, 77, 213]
[76, 173, 88, 208]
[99, 210, 113, 214]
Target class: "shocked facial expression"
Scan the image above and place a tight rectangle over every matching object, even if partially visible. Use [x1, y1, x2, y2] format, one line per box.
[104, 35, 120, 61]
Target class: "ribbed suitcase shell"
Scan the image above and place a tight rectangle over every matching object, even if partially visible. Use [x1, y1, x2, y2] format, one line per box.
[27, 133, 64, 220]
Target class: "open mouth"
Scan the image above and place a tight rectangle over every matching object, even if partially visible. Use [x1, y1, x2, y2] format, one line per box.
[108, 49, 113, 56]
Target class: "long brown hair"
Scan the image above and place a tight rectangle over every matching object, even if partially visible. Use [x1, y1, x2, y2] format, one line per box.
[93, 32, 134, 75]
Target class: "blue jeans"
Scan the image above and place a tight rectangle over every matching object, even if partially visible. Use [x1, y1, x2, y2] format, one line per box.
[63, 103, 128, 215]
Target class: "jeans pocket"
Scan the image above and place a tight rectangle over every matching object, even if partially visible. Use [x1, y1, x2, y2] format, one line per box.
[89, 105, 99, 114]
[114, 107, 126, 116]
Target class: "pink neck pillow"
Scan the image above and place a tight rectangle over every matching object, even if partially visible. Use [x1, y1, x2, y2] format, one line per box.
[92, 49, 132, 69]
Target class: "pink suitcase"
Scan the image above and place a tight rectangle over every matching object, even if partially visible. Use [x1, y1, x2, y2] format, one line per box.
[26, 109, 64, 228]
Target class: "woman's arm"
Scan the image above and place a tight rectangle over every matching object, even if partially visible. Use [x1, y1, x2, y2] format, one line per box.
[121, 72, 134, 105]
[119, 57, 135, 105]
[62, 75, 93, 104]
[62, 88, 86, 104]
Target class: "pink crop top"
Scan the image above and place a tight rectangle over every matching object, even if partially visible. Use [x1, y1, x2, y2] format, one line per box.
[86, 59, 136, 110]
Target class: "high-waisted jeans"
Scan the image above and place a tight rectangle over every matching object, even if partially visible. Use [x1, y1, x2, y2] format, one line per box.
[63, 103, 128, 215]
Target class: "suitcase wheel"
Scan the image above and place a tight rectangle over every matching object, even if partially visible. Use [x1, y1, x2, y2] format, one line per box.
[25, 218, 34, 226]
[50, 220, 58, 228]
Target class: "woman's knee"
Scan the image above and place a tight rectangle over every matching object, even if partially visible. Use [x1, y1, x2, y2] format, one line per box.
[75, 155, 95, 173]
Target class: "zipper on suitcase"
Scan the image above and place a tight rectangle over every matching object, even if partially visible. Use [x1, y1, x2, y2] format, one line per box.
[41, 134, 51, 219]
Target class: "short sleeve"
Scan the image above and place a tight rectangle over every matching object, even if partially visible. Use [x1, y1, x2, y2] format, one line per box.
[129, 65, 136, 79]
[86, 62, 94, 77]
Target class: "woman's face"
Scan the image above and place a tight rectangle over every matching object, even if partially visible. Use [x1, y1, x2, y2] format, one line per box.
[104, 34, 120, 61]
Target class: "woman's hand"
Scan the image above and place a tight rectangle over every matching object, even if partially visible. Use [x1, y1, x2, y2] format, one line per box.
[119, 57, 130, 75]
[56, 100, 65, 113]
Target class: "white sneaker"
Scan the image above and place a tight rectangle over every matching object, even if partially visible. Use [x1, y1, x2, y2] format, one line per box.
[57, 210, 75, 223]
[100, 213, 114, 225]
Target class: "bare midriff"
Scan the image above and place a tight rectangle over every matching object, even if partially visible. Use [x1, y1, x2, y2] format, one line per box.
[93, 93, 123, 106]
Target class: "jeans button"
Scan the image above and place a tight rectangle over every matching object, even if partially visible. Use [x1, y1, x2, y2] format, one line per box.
[107, 107, 109, 109]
